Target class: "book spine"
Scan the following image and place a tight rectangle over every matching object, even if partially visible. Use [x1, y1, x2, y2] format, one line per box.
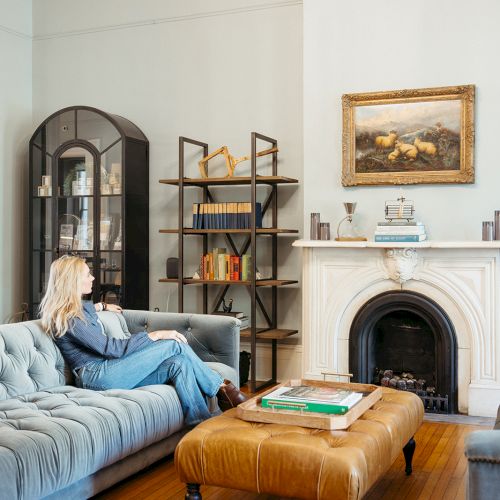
[374, 234, 426, 242]
[377, 221, 422, 226]
[255, 202, 262, 229]
[241, 254, 251, 281]
[261, 399, 349, 415]
[375, 228, 425, 235]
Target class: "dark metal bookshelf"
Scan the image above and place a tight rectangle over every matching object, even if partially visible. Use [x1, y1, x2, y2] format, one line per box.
[159, 133, 298, 392]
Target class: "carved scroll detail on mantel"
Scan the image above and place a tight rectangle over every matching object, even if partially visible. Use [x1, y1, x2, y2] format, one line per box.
[383, 248, 418, 283]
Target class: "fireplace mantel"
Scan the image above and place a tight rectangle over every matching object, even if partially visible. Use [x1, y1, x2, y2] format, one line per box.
[293, 239, 500, 416]
[293, 240, 500, 249]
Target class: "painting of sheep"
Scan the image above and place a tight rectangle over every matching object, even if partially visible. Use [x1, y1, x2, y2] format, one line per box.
[342, 85, 475, 185]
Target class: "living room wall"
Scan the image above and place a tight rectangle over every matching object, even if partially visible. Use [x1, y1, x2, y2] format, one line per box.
[32, 0, 303, 379]
[304, 0, 500, 241]
[0, 0, 32, 322]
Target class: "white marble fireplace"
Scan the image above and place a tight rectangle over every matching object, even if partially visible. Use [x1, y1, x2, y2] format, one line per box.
[292, 240, 500, 417]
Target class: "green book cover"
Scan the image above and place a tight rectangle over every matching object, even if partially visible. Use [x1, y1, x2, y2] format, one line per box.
[261, 398, 351, 414]
[261, 386, 363, 415]
[241, 254, 252, 281]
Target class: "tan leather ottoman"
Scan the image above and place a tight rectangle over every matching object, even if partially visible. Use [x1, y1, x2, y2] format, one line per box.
[175, 388, 424, 500]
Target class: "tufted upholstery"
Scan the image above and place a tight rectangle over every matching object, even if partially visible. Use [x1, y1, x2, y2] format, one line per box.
[0, 310, 240, 500]
[0, 320, 66, 400]
[175, 388, 424, 500]
[464, 405, 500, 500]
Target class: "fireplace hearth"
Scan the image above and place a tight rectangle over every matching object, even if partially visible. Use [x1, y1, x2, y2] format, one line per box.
[349, 290, 458, 413]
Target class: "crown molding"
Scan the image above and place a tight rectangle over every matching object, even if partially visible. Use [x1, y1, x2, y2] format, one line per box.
[0, 24, 31, 40]
[33, 1, 302, 41]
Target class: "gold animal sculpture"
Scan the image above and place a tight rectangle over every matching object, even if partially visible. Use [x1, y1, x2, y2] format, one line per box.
[198, 145, 279, 178]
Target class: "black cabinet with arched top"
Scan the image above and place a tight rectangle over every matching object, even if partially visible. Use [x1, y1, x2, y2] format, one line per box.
[29, 106, 149, 318]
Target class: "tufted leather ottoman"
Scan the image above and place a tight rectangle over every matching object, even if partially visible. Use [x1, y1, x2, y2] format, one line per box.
[175, 388, 423, 499]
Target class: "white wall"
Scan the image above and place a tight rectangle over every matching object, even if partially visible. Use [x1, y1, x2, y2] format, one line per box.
[0, 0, 32, 322]
[32, 1, 303, 379]
[304, 0, 500, 241]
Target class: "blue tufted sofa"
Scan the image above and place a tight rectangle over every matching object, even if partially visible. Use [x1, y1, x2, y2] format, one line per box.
[464, 407, 500, 500]
[0, 309, 240, 500]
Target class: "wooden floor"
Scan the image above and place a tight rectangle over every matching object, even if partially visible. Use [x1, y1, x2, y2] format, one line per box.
[95, 419, 483, 500]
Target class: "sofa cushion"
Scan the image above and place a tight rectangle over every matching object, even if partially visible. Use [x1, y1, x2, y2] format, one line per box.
[0, 321, 65, 400]
[97, 310, 131, 339]
[0, 385, 185, 500]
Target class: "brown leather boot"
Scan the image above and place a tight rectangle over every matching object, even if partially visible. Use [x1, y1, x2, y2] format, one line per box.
[217, 379, 248, 411]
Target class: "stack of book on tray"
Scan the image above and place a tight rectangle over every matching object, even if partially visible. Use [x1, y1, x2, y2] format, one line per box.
[374, 221, 427, 242]
[261, 385, 363, 415]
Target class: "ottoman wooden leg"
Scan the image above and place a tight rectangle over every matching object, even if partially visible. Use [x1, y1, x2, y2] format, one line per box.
[185, 483, 201, 499]
[403, 437, 416, 475]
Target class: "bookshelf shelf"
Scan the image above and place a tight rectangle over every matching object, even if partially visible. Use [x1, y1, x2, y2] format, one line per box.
[159, 133, 299, 392]
[159, 175, 298, 187]
[159, 228, 299, 235]
[158, 278, 298, 286]
[240, 328, 298, 340]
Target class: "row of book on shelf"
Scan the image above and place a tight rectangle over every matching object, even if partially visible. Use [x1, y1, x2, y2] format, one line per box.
[374, 220, 427, 242]
[198, 248, 252, 281]
[192, 202, 262, 229]
[261, 384, 363, 415]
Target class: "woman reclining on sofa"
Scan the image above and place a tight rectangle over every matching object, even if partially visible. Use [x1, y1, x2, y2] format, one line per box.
[39, 255, 247, 426]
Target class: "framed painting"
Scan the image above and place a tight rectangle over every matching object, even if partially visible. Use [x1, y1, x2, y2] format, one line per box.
[342, 85, 475, 186]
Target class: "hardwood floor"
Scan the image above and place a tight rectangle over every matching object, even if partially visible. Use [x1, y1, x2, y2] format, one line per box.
[95, 420, 483, 500]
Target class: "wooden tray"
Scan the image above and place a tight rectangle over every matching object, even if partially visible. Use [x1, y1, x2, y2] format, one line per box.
[236, 379, 383, 430]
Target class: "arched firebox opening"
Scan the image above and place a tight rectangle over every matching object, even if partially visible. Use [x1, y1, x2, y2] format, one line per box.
[349, 290, 458, 413]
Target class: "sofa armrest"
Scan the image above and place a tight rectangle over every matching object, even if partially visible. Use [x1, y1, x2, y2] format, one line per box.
[465, 430, 500, 463]
[122, 310, 240, 377]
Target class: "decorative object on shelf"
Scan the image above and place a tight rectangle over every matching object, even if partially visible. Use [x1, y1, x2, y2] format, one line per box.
[342, 84, 475, 186]
[166, 257, 179, 279]
[496, 211, 500, 241]
[310, 213, 320, 240]
[58, 213, 82, 251]
[37, 175, 52, 197]
[385, 195, 415, 221]
[335, 202, 367, 241]
[222, 298, 233, 313]
[375, 195, 427, 242]
[482, 221, 494, 241]
[319, 222, 331, 240]
[198, 144, 278, 178]
[383, 248, 419, 284]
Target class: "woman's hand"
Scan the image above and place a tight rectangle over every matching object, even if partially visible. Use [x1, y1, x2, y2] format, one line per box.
[148, 330, 188, 343]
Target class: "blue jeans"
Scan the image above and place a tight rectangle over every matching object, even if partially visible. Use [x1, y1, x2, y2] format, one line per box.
[77, 340, 223, 426]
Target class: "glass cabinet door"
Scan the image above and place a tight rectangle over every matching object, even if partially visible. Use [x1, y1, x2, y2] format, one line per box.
[56, 146, 95, 254]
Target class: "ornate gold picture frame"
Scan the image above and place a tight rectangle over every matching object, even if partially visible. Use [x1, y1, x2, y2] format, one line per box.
[342, 85, 475, 186]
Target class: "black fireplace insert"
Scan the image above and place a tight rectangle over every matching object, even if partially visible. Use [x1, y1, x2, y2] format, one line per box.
[349, 290, 458, 413]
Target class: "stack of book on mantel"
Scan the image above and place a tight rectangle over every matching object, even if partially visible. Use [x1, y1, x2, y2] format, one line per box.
[261, 385, 363, 415]
[374, 221, 427, 242]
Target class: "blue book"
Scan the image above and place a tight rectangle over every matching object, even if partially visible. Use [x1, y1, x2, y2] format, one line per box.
[374, 234, 427, 242]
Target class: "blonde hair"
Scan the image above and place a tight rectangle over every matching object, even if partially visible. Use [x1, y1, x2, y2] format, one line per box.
[40, 255, 87, 337]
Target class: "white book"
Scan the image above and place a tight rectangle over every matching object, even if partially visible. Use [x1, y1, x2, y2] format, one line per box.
[375, 226, 426, 235]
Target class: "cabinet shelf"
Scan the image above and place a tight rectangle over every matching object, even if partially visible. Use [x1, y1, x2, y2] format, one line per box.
[159, 278, 297, 286]
[159, 175, 298, 187]
[159, 228, 299, 235]
[240, 328, 298, 340]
